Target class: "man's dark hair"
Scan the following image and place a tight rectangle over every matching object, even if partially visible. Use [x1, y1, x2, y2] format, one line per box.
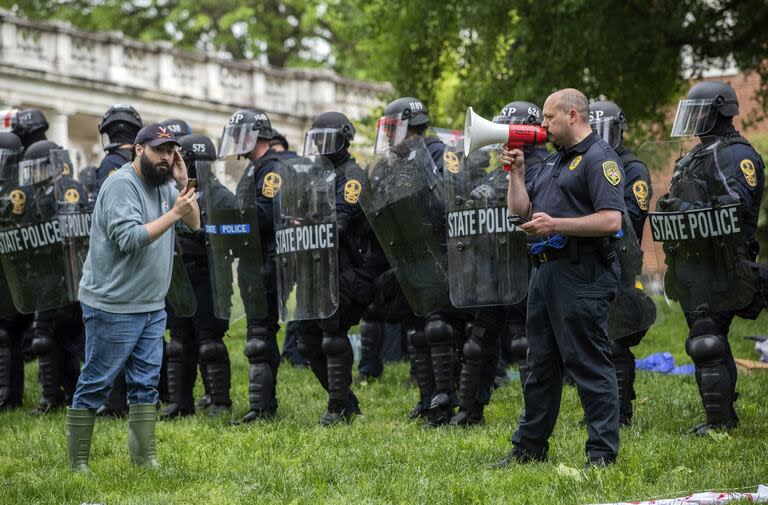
[130, 143, 143, 162]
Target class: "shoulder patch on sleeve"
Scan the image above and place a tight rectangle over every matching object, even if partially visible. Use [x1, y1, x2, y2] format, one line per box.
[262, 172, 282, 198]
[64, 188, 80, 204]
[343, 179, 362, 204]
[443, 151, 460, 174]
[740, 159, 757, 187]
[602, 160, 621, 186]
[632, 180, 649, 211]
[569, 155, 582, 171]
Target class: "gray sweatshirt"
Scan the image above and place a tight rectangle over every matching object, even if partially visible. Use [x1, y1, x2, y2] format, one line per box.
[78, 164, 179, 313]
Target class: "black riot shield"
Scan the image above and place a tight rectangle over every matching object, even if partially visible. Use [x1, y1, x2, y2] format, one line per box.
[607, 213, 659, 340]
[0, 151, 90, 313]
[0, 264, 17, 317]
[639, 139, 756, 313]
[198, 159, 267, 322]
[439, 131, 528, 307]
[274, 156, 338, 321]
[357, 135, 449, 316]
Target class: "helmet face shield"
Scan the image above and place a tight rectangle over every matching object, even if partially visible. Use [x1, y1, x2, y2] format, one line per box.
[18, 149, 70, 186]
[218, 124, 260, 158]
[0, 149, 19, 184]
[590, 117, 623, 148]
[373, 114, 409, 154]
[670, 99, 716, 137]
[303, 128, 346, 157]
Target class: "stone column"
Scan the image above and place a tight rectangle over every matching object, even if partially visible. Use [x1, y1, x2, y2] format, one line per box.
[48, 110, 70, 149]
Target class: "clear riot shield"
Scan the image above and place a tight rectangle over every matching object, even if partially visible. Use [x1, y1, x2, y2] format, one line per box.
[357, 135, 449, 316]
[165, 248, 197, 317]
[198, 159, 267, 322]
[438, 130, 529, 308]
[607, 213, 659, 340]
[274, 156, 338, 321]
[639, 138, 756, 313]
[0, 153, 89, 313]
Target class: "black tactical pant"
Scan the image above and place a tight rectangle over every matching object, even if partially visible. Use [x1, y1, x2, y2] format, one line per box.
[0, 314, 33, 409]
[458, 307, 506, 413]
[32, 304, 84, 410]
[511, 254, 620, 463]
[166, 266, 231, 413]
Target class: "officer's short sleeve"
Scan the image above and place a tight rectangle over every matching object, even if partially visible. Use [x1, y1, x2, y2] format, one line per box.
[586, 152, 625, 213]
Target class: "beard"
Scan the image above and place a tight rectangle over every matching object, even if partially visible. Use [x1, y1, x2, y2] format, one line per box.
[139, 152, 172, 187]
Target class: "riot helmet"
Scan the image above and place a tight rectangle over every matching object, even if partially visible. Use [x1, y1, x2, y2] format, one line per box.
[304, 111, 356, 157]
[159, 118, 193, 138]
[374, 96, 429, 153]
[12, 109, 49, 148]
[0, 132, 23, 185]
[218, 109, 275, 158]
[670, 81, 739, 137]
[98, 104, 143, 152]
[589, 100, 626, 149]
[18, 140, 71, 186]
[178, 134, 217, 178]
[493, 101, 542, 125]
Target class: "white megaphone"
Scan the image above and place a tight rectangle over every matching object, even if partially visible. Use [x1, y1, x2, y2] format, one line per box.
[463, 107, 547, 170]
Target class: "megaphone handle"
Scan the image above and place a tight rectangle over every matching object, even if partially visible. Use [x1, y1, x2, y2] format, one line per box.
[503, 142, 512, 171]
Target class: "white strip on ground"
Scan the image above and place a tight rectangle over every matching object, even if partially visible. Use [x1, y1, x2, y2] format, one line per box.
[588, 484, 768, 505]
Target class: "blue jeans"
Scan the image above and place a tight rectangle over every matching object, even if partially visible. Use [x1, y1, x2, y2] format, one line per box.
[71, 303, 167, 410]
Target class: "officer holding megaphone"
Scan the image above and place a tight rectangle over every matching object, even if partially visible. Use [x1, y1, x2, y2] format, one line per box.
[486, 88, 625, 469]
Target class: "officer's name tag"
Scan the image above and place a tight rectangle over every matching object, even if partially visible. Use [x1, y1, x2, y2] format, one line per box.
[447, 207, 520, 239]
[0, 213, 91, 254]
[276, 223, 335, 254]
[649, 204, 741, 242]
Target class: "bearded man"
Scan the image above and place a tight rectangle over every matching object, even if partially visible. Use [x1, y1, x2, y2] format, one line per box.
[65, 124, 200, 471]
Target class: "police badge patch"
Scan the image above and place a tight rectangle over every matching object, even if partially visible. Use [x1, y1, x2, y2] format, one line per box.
[602, 161, 621, 186]
[64, 188, 80, 204]
[344, 179, 362, 204]
[740, 159, 757, 187]
[632, 180, 649, 211]
[10, 189, 25, 215]
[262, 172, 282, 198]
[569, 155, 582, 171]
[443, 151, 460, 174]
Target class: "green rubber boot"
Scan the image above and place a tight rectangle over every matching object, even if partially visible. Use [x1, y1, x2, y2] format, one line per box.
[128, 404, 159, 468]
[66, 407, 95, 471]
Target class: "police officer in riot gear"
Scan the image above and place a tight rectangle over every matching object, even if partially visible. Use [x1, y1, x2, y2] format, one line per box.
[222, 109, 290, 423]
[92, 104, 143, 417]
[159, 119, 192, 139]
[162, 133, 233, 418]
[657, 81, 765, 435]
[489, 101, 548, 392]
[369, 96, 463, 426]
[294, 111, 375, 425]
[0, 131, 32, 410]
[19, 140, 89, 414]
[11, 109, 49, 149]
[95, 105, 143, 196]
[589, 100, 654, 426]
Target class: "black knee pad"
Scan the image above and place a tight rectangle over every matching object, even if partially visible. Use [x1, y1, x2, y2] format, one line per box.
[244, 339, 269, 363]
[30, 335, 55, 355]
[408, 329, 428, 349]
[686, 333, 726, 365]
[608, 340, 633, 363]
[360, 319, 382, 340]
[199, 340, 227, 363]
[425, 318, 453, 347]
[322, 335, 350, 357]
[462, 338, 484, 361]
[166, 338, 185, 359]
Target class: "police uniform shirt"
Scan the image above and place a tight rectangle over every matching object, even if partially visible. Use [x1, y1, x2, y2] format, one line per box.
[617, 147, 652, 241]
[524, 146, 550, 188]
[527, 132, 625, 220]
[424, 137, 447, 174]
[95, 149, 132, 197]
[715, 139, 765, 244]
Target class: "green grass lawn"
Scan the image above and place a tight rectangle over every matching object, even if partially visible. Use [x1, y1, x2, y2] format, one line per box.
[1, 307, 767, 504]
